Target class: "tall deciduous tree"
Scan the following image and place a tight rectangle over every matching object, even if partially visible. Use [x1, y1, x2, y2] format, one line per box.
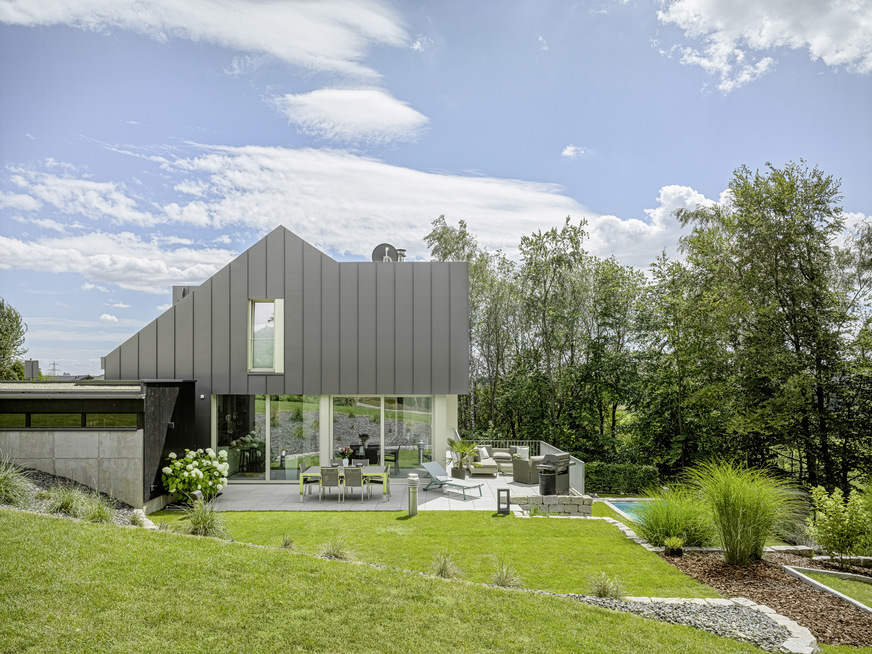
[0, 297, 27, 380]
[677, 161, 870, 489]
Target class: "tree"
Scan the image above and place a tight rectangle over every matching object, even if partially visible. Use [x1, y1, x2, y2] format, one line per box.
[0, 297, 27, 380]
[677, 161, 871, 489]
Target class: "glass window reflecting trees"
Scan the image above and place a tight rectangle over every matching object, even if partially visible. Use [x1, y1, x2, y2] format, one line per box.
[249, 300, 284, 372]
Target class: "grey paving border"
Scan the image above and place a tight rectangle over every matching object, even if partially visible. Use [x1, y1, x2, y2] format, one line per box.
[783, 565, 872, 614]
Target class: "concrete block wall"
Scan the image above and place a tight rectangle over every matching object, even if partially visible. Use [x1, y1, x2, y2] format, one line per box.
[512, 494, 593, 516]
[0, 429, 145, 507]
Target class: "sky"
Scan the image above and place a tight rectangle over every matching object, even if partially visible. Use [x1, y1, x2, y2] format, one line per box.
[1, 0, 870, 376]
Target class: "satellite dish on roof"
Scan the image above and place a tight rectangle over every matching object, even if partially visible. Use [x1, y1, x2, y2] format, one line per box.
[372, 243, 399, 262]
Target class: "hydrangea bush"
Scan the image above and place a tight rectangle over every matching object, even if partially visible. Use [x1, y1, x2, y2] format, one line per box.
[162, 448, 229, 503]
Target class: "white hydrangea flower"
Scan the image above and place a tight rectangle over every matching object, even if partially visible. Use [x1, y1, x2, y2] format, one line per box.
[183, 471, 189, 477]
[186, 464, 193, 471]
[186, 450, 195, 459]
[197, 448, 204, 454]
[219, 450, 228, 459]
[162, 467, 172, 475]
[168, 452, 177, 459]
[192, 461, 198, 468]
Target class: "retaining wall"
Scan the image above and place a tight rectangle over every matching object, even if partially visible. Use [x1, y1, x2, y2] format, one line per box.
[512, 494, 593, 516]
[0, 429, 145, 507]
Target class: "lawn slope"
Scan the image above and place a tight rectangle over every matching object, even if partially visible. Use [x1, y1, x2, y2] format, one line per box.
[0, 509, 761, 654]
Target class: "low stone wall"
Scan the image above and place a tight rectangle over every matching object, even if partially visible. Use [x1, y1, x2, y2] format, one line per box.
[0, 429, 145, 507]
[512, 494, 593, 516]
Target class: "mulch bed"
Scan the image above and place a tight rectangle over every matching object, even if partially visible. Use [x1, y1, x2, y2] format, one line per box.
[664, 551, 872, 647]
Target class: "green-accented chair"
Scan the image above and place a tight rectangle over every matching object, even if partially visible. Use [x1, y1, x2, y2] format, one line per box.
[343, 466, 367, 503]
[319, 466, 343, 503]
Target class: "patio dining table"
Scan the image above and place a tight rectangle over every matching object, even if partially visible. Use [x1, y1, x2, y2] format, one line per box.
[299, 465, 391, 501]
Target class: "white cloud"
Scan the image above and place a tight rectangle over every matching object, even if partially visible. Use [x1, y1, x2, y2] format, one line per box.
[99, 313, 119, 324]
[658, 0, 872, 92]
[10, 167, 155, 226]
[538, 36, 549, 51]
[157, 144, 590, 257]
[82, 283, 109, 292]
[0, 0, 407, 78]
[0, 231, 237, 293]
[410, 35, 433, 52]
[109, 302, 130, 308]
[586, 185, 715, 268]
[561, 145, 587, 159]
[273, 88, 429, 145]
[0, 190, 42, 211]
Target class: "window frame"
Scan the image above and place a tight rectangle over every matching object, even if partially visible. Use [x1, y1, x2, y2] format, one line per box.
[248, 299, 284, 373]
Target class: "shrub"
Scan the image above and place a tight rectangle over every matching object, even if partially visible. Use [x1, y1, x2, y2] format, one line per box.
[585, 462, 659, 495]
[491, 560, 522, 588]
[177, 499, 230, 539]
[162, 448, 229, 504]
[430, 550, 461, 579]
[634, 487, 715, 547]
[0, 456, 32, 507]
[587, 572, 624, 599]
[663, 536, 684, 556]
[687, 461, 803, 566]
[806, 486, 870, 568]
[318, 536, 352, 560]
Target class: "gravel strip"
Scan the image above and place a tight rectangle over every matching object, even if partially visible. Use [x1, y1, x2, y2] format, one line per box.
[567, 595, 792, 651]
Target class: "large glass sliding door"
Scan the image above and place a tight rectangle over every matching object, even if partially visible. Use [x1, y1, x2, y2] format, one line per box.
[386, 397, 432, 475]
[331, 396, 432, 476]
[216, 394, 320, 482]
[268, 394, 320, 480]
[216, 394, 266, 480]
[332, 396, 381, 464]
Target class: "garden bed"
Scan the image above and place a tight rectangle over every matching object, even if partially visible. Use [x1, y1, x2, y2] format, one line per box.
[664, 551, 872, 647]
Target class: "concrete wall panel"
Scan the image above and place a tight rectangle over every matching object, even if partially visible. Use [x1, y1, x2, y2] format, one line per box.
[339, 264, 359, 394]
[357, 264, 377, 393]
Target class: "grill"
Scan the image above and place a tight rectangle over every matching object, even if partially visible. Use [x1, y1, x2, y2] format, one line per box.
[537, 453, 570, 495]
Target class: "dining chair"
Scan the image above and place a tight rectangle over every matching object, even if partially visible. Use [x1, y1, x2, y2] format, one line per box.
[352, 459, 368, 467]
[299, 462, 318, 497]
[366, 465, 390, 499]
[343, 466, 367, 503]
[319, 466, 343, 503]
[329, 459, 343, 467]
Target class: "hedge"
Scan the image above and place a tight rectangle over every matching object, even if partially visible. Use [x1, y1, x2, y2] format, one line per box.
[585, 462, 659, 495]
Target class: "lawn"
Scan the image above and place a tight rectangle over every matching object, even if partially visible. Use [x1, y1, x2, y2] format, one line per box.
[150, 510, 719, 598]
[0, 509, 765, 654]
[802, 571, 872, 609]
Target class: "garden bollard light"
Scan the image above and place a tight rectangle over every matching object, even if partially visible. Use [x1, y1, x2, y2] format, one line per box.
[408, 473, 419, 517]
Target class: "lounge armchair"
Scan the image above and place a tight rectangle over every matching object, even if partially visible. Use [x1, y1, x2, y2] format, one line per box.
[491, 447, 514, 474]
[512, 458, 539, 485]
[422, 462, 484, 499]
[467, 445, 498, 476]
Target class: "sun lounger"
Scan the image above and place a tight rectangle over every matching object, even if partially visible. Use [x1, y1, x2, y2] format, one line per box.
[422, 462, 484, 500]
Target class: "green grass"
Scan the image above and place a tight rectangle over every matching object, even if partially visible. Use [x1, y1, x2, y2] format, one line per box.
[822, 647, 872, 654]
[0, 509, 766, 654]
[593, 501, 632, 521]
[802, 571, 872, 608]
[150, 511, 718, 598]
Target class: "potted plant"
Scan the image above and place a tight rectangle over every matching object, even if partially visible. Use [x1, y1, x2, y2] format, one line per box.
[448, 438, 478, 479]
[663, 536, 684, 557]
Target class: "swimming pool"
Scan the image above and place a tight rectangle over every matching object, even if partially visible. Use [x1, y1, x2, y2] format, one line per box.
[605, 500, 648, 522]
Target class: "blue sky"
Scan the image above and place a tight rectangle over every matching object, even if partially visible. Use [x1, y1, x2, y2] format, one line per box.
[1, 0, 870, 375]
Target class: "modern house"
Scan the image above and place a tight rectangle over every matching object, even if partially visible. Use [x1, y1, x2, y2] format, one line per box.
[98, 226, 469, 507]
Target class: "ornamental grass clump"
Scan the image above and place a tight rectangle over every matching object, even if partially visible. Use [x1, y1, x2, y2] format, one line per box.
[177, 499, 230, 539]
[318, 536, 352, 560]
[587, 572, 625, 599]
[686, 460, 803, 566]
[162, 448, 229, 504]
[43, 484, 90, 517]
[634, 486, 715, 547]
[430, 549, 461, 579]
[491, 559, 522, 588]
[0, 455, 33, 507]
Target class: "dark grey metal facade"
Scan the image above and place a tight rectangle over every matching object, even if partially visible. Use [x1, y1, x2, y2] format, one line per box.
[102, 226, 469, 447]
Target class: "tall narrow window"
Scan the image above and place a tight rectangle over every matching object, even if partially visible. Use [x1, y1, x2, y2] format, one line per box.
[249, 299, 284, 372]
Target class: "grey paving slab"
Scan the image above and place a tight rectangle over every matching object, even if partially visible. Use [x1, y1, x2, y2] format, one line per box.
[212, 471, 542, 512]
